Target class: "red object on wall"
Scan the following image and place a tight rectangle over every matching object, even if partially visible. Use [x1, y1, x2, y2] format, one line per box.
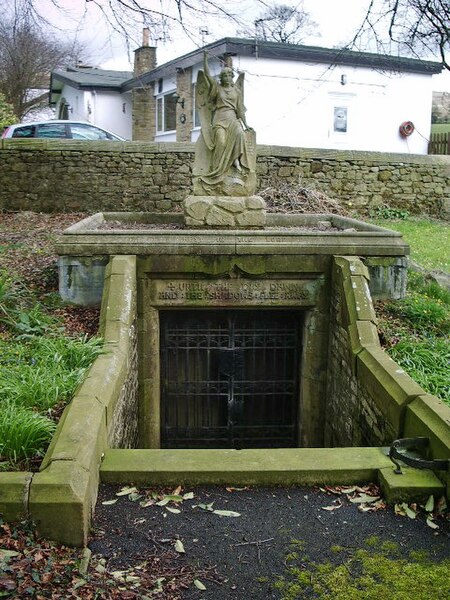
[399, 121, 415, 137]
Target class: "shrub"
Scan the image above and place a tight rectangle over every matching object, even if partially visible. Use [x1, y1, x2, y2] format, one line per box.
[369, 205, 410, 220]
[0, 92, 16, 131]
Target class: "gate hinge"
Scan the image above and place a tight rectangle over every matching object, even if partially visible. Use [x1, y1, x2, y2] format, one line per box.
[389, 437, 449, 474]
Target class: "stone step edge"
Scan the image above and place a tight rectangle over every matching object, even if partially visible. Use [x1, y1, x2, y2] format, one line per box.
[100, 447, 393, 486]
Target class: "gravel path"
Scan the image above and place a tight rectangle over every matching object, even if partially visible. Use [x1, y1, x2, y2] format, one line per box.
[90, 483, 450, 599]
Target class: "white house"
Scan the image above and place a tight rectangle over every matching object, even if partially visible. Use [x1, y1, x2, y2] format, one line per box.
[50, 66, 133, 139]
[50, 37, 443, 153]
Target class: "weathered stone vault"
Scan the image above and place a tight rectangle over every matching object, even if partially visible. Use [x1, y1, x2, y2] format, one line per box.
[2, 212, 449, 547]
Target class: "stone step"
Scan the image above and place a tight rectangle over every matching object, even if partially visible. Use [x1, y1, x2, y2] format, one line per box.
[100, 447, 393, 486]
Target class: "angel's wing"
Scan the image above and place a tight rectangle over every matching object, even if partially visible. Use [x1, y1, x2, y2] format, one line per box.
[196, 70, 214, 151]
[236, 72, 245, 96]
[235, 72, 247, 122]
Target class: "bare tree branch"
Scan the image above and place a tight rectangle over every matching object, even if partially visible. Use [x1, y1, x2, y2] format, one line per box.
[0, 11, 85, 119]
[239, 2, 319, 44]
[349, 0, 449, 70]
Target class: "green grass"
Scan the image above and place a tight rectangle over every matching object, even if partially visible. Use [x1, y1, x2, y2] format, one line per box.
[371, 217, 450, 272]
[0, 402, 56, 465]
[431, 123, 450, 133]
[0, 271, 102, 469]
[389, 339, 450, 401]
[378, 271, 450, 405]
[0, 335, 103, 411]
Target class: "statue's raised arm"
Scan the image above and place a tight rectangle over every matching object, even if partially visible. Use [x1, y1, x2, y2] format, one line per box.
[202, 50, 214, 87]
[193, 52, 256, 197]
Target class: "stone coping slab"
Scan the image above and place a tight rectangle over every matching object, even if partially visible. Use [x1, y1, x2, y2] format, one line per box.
[57, 212, 409, 257]
[3, 138, 449, 166]
[100, 447, 393, 486]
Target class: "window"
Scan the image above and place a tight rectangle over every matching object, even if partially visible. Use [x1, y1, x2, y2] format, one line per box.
[157, 98, 163, 131]
[36, 123, 68, 138]
[192, 83, 201, 128]
[329, 93, 355, 138]
[333, 106, 348, 133]
[70, 123, 111, 140]
[156, 93, 177, 133]
[11, 125, 35, 138]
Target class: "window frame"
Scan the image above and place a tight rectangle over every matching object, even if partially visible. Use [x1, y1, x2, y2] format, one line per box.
[156, 91, 177, 133]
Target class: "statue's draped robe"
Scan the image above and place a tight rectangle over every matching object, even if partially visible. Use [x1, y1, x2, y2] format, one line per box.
[196, 75, 251, 191]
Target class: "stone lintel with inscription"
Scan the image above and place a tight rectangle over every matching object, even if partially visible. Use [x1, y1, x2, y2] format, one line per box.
[149, 279, 319, 307]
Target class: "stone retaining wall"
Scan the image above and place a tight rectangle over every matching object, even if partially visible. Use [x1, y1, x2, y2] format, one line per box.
[325, 257, 402, 446]
[1, 140, 448, 216]
[325, 255, 450, 499]
[0, 255, 138, 545]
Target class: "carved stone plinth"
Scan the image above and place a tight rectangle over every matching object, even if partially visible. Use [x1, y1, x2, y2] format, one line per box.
[183, 195, 266, 228]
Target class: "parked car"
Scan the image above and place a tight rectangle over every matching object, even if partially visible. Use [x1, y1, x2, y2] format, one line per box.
[1, 120, 126, 141]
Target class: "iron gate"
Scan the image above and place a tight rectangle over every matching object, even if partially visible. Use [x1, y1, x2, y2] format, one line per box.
[160, 310, 301, 449]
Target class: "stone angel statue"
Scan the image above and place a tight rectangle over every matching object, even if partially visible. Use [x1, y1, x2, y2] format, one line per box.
[193, 51, 257, 197]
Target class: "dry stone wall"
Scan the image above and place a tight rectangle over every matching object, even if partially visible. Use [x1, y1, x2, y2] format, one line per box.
[0, 140, 448, 216]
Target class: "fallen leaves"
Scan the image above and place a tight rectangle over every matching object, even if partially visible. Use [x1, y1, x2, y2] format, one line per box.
[394, 495, 447, 530]
[0, 212, 100, 339]
[395, 503, 417, 519]
[318, 486, 449, 528]
[321, 503, 342, 511]
[349, 493, 380, 504]
[319, 484, 385, 513]
[116, 486, 139, 497]
[0, 548, 21, 560]
[107, 485, 243, 522]
[194, 578, 207, 590]
[212, 510, 241, 518]
[0, 517, 222, 599]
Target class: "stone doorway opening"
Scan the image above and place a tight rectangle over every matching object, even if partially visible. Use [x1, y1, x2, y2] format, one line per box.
[160, 309, 303, 449]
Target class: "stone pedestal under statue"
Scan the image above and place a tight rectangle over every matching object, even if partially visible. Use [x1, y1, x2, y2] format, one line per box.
[183, 194, 266, 228]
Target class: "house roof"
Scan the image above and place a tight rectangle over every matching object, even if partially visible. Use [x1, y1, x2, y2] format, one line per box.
[50, 67, 132, 104]
[122, 37, 443, 91]
[49, 37, 443, 101]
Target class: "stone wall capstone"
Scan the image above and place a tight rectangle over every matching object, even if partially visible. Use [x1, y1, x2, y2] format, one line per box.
[1, 140, 448, 216]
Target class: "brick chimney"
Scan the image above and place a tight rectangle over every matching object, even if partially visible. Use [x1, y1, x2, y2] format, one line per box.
[132, 28, 157, 141]
[133, 28, 157, 76]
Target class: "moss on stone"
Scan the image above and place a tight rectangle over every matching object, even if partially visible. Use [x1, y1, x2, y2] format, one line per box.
[274, 539, 450, 600]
